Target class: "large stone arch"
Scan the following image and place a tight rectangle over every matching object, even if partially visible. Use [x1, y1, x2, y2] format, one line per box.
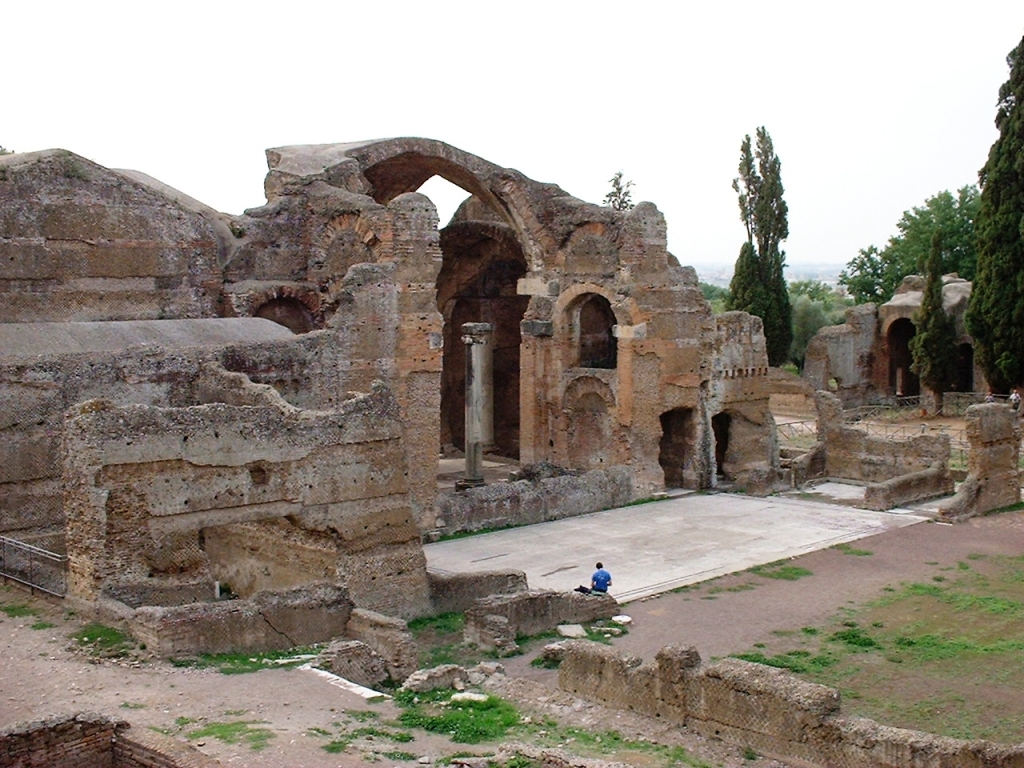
[562, 376, 619, 470]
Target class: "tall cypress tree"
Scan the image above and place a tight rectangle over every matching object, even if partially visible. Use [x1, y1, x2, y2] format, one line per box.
[910, 232, 958, 405]
[727, 128, 792, 366]
[966, 36, 1024, 393]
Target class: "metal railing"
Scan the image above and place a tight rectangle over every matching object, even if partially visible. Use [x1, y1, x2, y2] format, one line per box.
[0, 535, 67, 597]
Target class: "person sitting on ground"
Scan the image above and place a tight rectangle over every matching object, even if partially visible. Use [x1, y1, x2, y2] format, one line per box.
[591, 562, 612, 593]
[575, 562, 612, 595]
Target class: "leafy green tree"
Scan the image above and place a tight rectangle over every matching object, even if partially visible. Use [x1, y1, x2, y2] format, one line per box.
[603, 171, 634, 211]
[967, 36, 1024, 393]
[839, 186, 980, 304]
[787, 280, 852, 370]
[910, 233, 959, 404]
[699, 282, 730, 314]
[726, 128, 792, 366]
[0, 146, 12, 155]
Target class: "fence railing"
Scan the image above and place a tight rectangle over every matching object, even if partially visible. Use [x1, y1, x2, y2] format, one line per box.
[0, 536, 67, 597]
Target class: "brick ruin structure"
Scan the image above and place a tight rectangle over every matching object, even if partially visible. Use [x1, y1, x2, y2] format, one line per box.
[804, 273, 985, 408]
[0, 139, 779, 637]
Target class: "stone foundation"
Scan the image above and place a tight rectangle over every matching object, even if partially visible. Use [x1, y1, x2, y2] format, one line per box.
[129, 582, 352, 657]
[465, 590, 619, 652]
[0, 712, 218, 768]
[427, 569, 528, 614]
[559, 641, 1024, 768]
[809, 391, 953, 509]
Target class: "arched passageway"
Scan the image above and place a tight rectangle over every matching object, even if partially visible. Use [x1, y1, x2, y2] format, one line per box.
[887, 318, 919, 397]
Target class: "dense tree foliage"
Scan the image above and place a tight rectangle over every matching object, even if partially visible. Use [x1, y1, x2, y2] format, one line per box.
[839, 186, 979, 304]
[0, 146, 12, 155]
[726, 128, 792, 366]
[966, 36, 1024, 393]
[603, 171, 635, 211]
[910, 233, 959, 400]
[787, 280, 851, 371]
[699, 282, 730, 313]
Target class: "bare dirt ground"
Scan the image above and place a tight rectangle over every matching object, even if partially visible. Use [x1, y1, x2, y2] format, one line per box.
[4, 509, 1024, 767]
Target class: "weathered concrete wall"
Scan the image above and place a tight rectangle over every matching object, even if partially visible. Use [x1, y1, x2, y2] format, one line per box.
[130, 583, 353, 657]
[0, 150, 225, 324]
[427, 569, 528, 615]
[559, 641, 1024, 768]
[344, 607, 420, 682]
[813, 392, 952, 507]
[803, 304, 879, 407]
[464, 590, 619, 652]
[939, 403, 1022, 522]
[62, 377, 432, 619]
[707, 312, 779, 494]
[431, 466, 634, 537]
[0, 320, 296, 535]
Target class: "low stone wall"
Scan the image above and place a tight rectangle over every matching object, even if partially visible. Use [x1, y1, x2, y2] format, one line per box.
[465, 590, 619, 652]
[863, 464, 953, 511]
[129, 582, 352, 657]
[939, 403, 1022, 522]
[559, 642, 1024, 768]
[0, 712, 218, 768]
[345, 607, 420, 682]
[811, 391, 952, 508]
[427, 569, 528, 614]
[431, 467, 633, 537]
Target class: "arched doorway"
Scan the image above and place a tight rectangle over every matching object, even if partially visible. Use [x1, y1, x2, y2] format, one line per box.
[577, 294, 617, 369]
[887, 318, 919, 397]
[436, 220, 528, 458]
[659, 408, 696, 487]
[254, 297, 313, 334]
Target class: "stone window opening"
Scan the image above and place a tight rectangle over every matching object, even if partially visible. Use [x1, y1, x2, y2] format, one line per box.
[254, 297, 315, 334]
[575, 294, 617, 369]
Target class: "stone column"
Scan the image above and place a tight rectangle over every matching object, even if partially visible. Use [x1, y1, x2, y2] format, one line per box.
[457, 322, 493, 490]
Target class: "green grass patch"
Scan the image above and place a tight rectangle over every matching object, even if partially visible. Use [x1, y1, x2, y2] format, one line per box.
[750, 563, 813, 581]
[733, 649, 837, 674]
[72, 623, 135, 656]
[833, 543, 873, 556]
[169, 647, 316, 674]
[395, 688, 520, 744]
[408, 612, 465, 636]
[381, 750, 418, 760]
[186, 721, 274, 751]
[1, 603, 38, 618]
[30, 620, 55, 630]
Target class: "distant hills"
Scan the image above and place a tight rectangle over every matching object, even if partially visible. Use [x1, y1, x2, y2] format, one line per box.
[691, 261, 845, 288]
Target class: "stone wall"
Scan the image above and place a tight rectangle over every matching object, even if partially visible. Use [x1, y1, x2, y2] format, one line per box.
[813, 392, 953, 507]
[803, 304, 879, 407]
[61, 373, 432, 619]
[559, 641, 1024, 768]
[939, 403, 1022, 522]
[431, 467, 634, 537]
[0, 150, 225, 324]
[0, 320, 296, 536]
[345, 607, 420, 682]
[129, 583, 353, 657]
[464, 590, 619, 652]
[0, 712, 218, 768]
[427, 569, 529, 615]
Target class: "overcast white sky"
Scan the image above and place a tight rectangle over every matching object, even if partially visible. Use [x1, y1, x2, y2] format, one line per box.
[4, 2, 1022, 274]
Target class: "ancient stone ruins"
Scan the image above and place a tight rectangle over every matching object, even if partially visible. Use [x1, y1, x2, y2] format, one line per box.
[1, 139, 1021, 767]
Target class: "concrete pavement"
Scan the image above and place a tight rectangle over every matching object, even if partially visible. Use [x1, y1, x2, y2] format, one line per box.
[424, 488, 931, 603]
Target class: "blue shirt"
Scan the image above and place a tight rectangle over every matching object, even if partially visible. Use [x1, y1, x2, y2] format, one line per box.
[591, 568, 612, 593]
